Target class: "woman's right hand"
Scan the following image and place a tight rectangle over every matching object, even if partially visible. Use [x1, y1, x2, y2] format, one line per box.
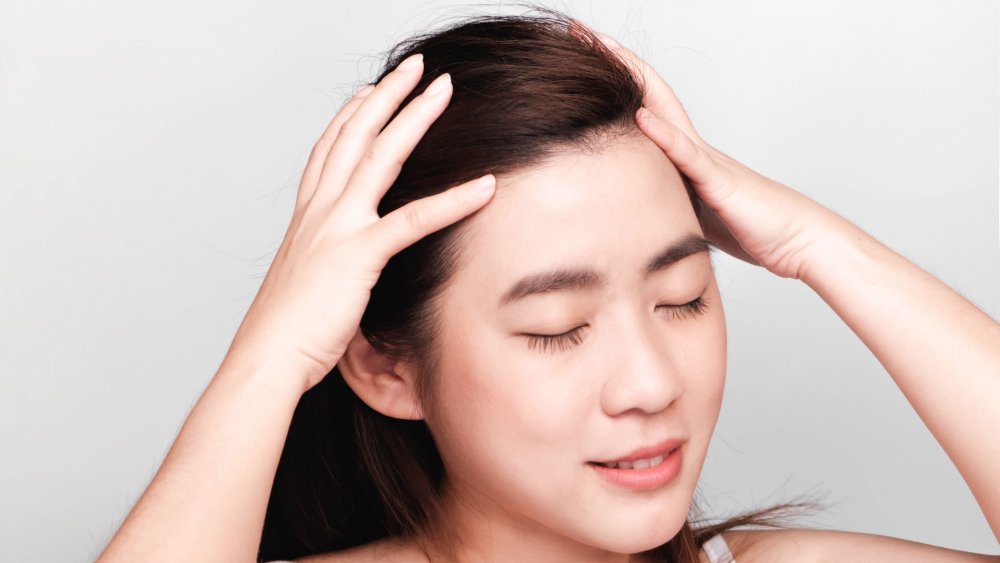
[224, 53, 496, 393]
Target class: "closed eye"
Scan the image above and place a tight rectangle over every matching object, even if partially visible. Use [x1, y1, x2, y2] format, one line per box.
[523, 325, 587, 354]
[523, 295, 710, 354]
[657, 294, 710, 320]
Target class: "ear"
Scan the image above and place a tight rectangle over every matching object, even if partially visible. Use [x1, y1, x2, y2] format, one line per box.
[337, 328, 424, 420]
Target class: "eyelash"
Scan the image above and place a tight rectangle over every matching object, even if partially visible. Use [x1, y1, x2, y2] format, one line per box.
[523, 295, 710, 354]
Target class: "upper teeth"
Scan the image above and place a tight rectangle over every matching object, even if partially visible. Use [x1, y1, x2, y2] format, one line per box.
[599, 453, 667, 469]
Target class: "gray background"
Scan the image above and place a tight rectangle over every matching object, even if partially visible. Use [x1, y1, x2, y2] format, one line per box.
[2, 0, 997, 560]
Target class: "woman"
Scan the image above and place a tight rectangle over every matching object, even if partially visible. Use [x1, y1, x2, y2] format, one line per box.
[97, 10, 1000, 562]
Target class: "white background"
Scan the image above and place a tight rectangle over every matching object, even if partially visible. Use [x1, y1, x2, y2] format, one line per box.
[1, 1, 997, 560]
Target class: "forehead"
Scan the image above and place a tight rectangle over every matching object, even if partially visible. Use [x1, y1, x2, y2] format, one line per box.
[446, 133, 702, 297]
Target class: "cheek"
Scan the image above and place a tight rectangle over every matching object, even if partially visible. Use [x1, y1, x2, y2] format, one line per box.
[427, 336, 614, 529]
[677, 286, 728, 444]
[689, 287, 727, 403]
[423, 334, 590, 519]
[425, 331, 579, 470]
[434, 336, 582, 449]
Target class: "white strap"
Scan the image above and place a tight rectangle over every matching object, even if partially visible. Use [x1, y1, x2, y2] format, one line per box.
[702, 533, 736, 563]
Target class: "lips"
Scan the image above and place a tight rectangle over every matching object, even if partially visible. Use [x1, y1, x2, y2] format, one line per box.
[588, 444, 684, 490]
[588, 437, 686, 465]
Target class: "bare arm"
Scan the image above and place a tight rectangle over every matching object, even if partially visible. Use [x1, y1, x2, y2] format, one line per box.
[801, 220, 1000, 541]
[97, 357, 306, 561]
[640, 99, 1000, 542]
[594, 28, 1000, 541]
[98, 53, 496, 561]
[583, 21, 1000, 556]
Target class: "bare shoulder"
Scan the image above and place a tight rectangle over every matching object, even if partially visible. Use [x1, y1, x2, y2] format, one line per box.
[283, 537, 428, 563]
[721, 528, 1000, 563]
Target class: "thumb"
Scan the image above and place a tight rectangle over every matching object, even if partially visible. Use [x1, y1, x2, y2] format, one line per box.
[637, 108, 734, 204]
[696, 201, 760, 267]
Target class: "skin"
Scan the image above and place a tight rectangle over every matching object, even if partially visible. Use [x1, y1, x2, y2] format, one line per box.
[418, 134, 727, 560]
[590, 26, 1000, 561]
[97, 23, 1000, 563]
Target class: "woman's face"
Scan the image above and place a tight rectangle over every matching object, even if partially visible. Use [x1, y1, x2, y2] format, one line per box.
[423, 133, 727, 557]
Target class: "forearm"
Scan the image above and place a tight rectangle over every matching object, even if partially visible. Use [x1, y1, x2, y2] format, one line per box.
[801, 219, 1000, 540]
[98, 354, 306, 562]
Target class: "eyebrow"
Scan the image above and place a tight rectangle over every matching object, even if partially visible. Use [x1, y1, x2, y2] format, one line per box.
[497, 233, 713, 308]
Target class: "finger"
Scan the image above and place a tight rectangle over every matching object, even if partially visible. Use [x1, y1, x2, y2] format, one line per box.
[312, 52, 425, 207]
[637, 107, 729, 200]
[295, 84, 375, 210]
[697, 203, 761, 267]
[594, 32, 702, 144]
[339, 72, 452, 211]
[365, 174, 496, 263]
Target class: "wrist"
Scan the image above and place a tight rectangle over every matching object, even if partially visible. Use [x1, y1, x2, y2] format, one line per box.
[216, 345, 316, 399]
[797, 216, 886, 290]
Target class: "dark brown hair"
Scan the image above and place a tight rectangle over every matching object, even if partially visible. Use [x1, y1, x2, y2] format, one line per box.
[259, 7, 822, 562]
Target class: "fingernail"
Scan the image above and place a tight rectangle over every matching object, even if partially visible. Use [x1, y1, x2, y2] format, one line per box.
[597, 32, 620, 48]
[397, 53, 423, 72]
[469, 174, 496, 196]
[423, 73, 451, 97]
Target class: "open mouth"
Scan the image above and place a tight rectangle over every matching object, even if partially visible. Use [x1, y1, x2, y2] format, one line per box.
[586, 450, 673, 470]
[586, 444, 684, 490]
[586, 439, 684, 470]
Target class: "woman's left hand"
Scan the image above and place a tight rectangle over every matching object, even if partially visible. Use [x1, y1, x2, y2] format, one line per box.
[590, 27, 852, 281]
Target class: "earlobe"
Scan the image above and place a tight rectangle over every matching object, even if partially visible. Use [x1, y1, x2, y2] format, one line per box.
[337, 329, 424, 420]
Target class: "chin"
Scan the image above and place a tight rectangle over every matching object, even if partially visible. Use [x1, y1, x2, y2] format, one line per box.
[577, 496, 691, 554]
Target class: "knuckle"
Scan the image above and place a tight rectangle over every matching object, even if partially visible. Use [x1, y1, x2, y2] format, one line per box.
[401, 202, 429, 231]
[339, 119, 356, 136]
[309, 138, 333, 160]
[338, 118, 363, 138]
[362, 141, 406, 173]
[361, 142, 384, 165]
[450, 185, 470, 206]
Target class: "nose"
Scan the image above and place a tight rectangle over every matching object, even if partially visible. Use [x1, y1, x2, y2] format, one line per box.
[599, 315, 684, 416]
